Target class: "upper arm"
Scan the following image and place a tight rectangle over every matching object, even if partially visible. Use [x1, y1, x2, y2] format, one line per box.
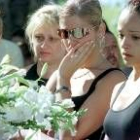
[46, 70, 57, 93]
[74, 70, 126, 139]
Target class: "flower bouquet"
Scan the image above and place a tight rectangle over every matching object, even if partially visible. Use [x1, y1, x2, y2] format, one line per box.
[0, 55, 86, 140]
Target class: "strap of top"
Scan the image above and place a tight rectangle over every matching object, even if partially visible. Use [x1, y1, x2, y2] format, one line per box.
[87, 68, 125, 97]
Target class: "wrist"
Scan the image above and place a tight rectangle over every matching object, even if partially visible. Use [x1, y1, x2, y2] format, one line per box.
[56, 74, 70, 88]
[55, 86, 71, 94]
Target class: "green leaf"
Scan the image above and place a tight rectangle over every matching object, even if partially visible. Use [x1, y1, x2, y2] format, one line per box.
[0, 54, 11, 65]
[36, 63, 48, 82]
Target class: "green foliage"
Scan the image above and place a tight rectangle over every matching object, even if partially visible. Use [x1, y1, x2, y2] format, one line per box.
[101, 3, 126, 66]
[102, 4, 123, 36]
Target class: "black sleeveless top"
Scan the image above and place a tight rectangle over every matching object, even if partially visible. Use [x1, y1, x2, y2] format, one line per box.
[72, 68, 123, 140]
[24, 64, 48, 86]
[103, 83, 140, 140]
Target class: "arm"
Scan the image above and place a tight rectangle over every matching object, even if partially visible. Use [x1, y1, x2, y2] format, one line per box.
[72, 71, 126, 139]
[45, 40, 94, 93]
[57, 71, 126, 140]
[46, 70, 58, 93]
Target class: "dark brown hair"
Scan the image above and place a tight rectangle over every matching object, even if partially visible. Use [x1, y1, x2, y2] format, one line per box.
[128, 0, 140, 14]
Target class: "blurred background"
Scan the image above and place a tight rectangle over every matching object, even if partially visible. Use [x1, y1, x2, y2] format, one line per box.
[0, 0, 127, 67]
[0, 0, 127, 39]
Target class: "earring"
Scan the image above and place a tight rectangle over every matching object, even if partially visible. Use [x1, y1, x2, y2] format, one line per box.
[99, 35, 105, 56]
[99, 35, 105, 48]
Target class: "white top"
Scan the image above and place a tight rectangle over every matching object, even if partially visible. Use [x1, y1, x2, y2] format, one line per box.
[0, 39, 24, 67]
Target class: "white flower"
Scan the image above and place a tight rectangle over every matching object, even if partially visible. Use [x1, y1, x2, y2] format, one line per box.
[0, 59, 86, 138]
[35, 114, 52, 130]
[4, 104, 32, 123]
[59, 99, 75, 108]
[72, 116, 78, 125]
[23, 88, 38, 103]
[0, 117, 17, 140]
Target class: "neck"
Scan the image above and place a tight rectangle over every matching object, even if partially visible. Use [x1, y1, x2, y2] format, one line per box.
[130, 65, 140, 80]
[83, 52, 111, 71]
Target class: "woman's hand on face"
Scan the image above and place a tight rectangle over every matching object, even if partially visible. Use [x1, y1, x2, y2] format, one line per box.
[58, 41, 95, 80]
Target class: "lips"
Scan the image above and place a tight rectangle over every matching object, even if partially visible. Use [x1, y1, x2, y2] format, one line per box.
[122, 52, 133, 58]
[40, 51, 51, 55]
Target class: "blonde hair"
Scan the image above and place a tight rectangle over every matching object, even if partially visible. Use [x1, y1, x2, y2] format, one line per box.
[25, 4, 61, 58]
[60, 0, 102, 27]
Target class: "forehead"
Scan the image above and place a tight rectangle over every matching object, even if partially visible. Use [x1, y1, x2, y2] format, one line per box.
[118, 8, 140, 32]
[34, 23, 58, 34]
[60, 16, 90, 29]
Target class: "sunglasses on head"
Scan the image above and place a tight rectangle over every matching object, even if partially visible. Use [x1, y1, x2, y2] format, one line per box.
[57, 26, 97, 39]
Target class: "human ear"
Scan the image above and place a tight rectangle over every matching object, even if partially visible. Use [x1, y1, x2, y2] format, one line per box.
[98, 22, 106, 39]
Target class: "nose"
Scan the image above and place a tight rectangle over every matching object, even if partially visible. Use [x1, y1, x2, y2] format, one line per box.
[40, 39, 49, 49]
[120, 36, 131, 50]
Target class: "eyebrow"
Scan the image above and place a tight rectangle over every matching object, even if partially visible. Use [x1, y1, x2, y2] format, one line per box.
[118, 30, 140, 34]
[129, 30, 140, 33]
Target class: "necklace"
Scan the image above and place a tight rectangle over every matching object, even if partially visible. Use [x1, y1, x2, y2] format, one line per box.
[72, 58, 110, 79]
[72, 67, 106, 79]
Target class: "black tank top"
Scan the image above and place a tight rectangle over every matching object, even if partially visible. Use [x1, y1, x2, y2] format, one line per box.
[24, 64, 48, 86]
[72, 68, 123, 140]
[103, 83, 140, 140]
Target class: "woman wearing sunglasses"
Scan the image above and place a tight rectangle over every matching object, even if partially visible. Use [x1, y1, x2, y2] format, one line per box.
[46, 0, 127, 139]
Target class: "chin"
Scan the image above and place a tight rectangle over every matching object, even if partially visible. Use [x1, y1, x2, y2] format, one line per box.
[39, 58, 49, 63]
[123, 60, 132, 67]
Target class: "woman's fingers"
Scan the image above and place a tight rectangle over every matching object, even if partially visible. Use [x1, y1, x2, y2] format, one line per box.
[71, 41, 95, 65]
[58, 40, 95, 79]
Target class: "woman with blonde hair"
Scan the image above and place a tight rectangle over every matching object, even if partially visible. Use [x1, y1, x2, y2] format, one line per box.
[9, 4, 66, 140]
[46, 0, 126, 139]
[24, 4, 66, 86]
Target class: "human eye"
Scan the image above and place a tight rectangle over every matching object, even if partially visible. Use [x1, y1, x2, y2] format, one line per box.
[48, 36, 59, 42]
[131, 35, 140, 41]
[35, 35, 44, 42]
[118, 33, 124, 39]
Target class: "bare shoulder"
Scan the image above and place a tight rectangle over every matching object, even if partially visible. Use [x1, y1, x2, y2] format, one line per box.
[94, 69, 126, 99]
[110, 81, 125, 107]
[97, 69, 126, 89]
[103, 69, 126, 82]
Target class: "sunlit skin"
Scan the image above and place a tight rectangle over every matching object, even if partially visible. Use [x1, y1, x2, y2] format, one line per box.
[108, 6, 140, 112]
[51, 14, 126, 139]
[108, 7, 140, 112]
[25, 23, 66, 80]
[118, 9, 140, 73]
[60, 15, 103, 69]
[102, 8, 140, 140]
[32, 24, 65, 65]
